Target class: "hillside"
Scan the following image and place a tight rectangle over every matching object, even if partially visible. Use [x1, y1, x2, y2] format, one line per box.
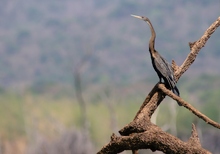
[0, 0, 219, 89]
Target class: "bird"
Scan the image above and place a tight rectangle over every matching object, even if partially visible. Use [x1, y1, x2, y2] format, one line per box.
[131, 14, 181, 106]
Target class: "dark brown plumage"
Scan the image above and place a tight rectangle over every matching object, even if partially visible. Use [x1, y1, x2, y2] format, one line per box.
[131, 15, 181, 106]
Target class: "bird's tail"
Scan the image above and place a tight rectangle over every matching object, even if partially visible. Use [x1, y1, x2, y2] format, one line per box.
[172, 86, 182, 106]
[172, 86, 179, 96]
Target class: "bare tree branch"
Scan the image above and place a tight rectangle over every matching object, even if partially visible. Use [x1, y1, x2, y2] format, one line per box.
[98, 16, 220, 154]
[158, 83, 220, 129]
[98, 124, 211, 154]
[74, 53, 92, 135]
[188, 124, 201, 147]
[174, 16, 220, 80]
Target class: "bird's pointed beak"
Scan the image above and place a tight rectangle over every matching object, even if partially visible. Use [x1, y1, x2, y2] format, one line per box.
[131, 14, 143, 20]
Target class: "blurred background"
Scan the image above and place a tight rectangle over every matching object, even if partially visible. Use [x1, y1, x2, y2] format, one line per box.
[0, 0, 219, 154]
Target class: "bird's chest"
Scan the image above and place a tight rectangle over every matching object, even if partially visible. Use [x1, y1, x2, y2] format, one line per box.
[151, 57, 158, 70]
[151, 57, 163, 76]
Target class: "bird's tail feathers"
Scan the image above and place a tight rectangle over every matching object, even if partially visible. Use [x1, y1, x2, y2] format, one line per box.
[165, 78, 182, 106]
[172, 86, 179, 96]
[172, 86, 182, 106]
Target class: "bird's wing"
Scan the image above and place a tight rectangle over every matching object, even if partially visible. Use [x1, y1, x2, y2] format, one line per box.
[154, 54, 176, 88]
[154, 54, 171, 77]
[167, 62, 176, 83]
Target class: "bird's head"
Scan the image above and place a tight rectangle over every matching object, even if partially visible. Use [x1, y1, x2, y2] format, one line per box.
[131, 14, 150, 22]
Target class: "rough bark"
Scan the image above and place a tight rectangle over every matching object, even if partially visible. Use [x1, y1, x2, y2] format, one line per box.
[97, 16, 220, 154]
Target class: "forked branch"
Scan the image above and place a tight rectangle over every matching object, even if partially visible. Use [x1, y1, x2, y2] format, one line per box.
[98, 123, 211, 154]
[174, 16, 220, 80]
[158, 83, 220, 129]
[98, 16, 220, 154]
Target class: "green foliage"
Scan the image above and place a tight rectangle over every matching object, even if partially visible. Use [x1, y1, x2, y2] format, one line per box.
[0, 73, 219, 149]
[200, 89, 220, 122]
[0, 91, 140, 148]
[0, 94, 25, 139]
[176, 107, 194, 132]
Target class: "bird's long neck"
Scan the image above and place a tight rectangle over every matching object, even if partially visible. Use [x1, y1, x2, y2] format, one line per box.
[146, 20, 156, 53]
